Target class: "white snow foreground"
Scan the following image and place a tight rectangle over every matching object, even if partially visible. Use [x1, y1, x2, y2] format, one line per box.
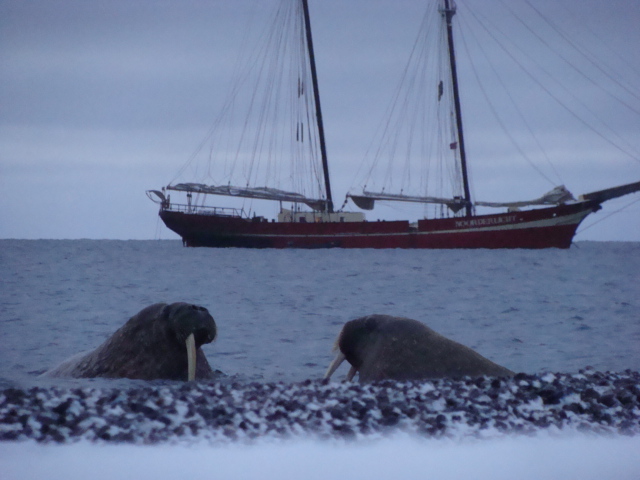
[1, 434, 639, 480]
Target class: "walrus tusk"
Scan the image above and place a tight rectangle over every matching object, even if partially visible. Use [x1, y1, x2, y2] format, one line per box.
[186, 333, 196, 381]
[345, 365, 357, 382]
[324, 351, 346, 380]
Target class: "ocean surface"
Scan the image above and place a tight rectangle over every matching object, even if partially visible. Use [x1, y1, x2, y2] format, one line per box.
[1, 240, 639, 479]
[1, 240, 639, 385]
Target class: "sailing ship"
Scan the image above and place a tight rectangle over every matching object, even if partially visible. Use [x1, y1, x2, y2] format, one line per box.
[147, 0, 640, 249]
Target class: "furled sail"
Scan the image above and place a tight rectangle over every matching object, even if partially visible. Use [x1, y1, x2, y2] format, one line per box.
[349, 185, 578, 212]
[166, 183, 328, 212]
[348, 191, 467, 213]
[475, 185, 576, 208]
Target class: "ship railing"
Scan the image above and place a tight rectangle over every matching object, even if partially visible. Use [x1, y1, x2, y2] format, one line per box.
[163, 203, 247, 218]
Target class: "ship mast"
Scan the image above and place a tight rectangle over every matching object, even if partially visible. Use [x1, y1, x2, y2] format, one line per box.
[442, 0, 472, 217]
[301, 0, 334, 213]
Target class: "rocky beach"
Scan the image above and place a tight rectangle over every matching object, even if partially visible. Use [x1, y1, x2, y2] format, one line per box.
[2, 370, 638, 444]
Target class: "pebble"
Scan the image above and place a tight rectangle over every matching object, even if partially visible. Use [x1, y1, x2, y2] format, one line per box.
[1, 369, 638, 444]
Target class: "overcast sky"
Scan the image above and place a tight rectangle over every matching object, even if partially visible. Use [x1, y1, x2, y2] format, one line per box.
[1, 0, 639, 241]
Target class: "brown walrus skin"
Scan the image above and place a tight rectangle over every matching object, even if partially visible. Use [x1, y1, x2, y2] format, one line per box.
[325, 315, 514, 383]
[43, 302, 217, 381]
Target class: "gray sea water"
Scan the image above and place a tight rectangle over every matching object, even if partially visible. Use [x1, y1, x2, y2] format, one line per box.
[1, 240, 639, 386]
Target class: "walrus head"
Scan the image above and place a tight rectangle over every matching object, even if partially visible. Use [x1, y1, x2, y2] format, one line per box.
[325, 315, 514, 383]
[324, 315, 385, 382]
[42, 302, 218, 381]
[163, 302, 217, 381]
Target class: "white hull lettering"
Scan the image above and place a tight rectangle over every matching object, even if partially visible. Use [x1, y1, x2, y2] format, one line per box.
[455, 215, 518, 229]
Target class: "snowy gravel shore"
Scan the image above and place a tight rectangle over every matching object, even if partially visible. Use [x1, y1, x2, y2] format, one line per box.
[1, 370, 639, 444]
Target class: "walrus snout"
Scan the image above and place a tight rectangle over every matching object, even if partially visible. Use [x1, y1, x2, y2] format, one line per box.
[193, 327, 215, 345]
[166, 303, 217, 343]
[325, 315, 514, 383]
[166, 303, 218, 381]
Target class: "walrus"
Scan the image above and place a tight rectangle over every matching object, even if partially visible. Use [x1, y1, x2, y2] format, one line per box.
[325, 315, 514, 383]
[43, 302, 217, 381]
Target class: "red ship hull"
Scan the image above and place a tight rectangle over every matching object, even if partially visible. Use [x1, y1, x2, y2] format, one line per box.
[158, 201, 601, 249]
